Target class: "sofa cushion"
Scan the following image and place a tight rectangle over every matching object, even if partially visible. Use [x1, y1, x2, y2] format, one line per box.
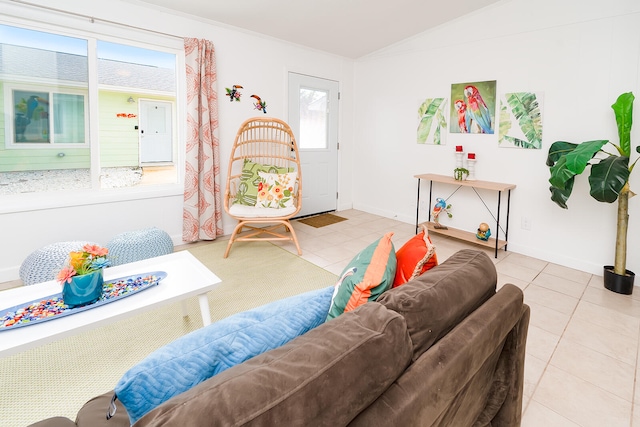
[377, 249, 496, 359]
[326, 232, 396, 320]
[134, 302, 413, 427]
[114, 286, 334, 425]
[392, 228, 438, 287]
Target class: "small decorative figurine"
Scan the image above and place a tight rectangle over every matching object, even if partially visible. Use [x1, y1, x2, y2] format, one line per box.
[251, 94, 267, 114]
[432, 198, 453, 229]
[225, 85, 243, 102]
[476, 222, 491, 241]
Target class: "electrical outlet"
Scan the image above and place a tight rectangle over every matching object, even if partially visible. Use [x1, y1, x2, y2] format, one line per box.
[521, 216, 532, 231]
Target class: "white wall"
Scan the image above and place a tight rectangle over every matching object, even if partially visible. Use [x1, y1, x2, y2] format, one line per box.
[0, 0, 355, 281]
[3, 0, 638, 282]
[352, 0, 640, 275]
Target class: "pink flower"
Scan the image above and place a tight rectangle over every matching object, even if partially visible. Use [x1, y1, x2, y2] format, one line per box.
[57, 266, 77, 284]
[82, 244, 108, 257]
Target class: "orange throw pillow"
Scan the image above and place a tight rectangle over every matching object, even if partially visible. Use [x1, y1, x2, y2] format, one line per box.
[392, 229, 437, 288]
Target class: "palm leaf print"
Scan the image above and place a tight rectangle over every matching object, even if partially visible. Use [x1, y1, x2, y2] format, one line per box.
[417, 98, 446, 144]
[501, 92, 543, 149]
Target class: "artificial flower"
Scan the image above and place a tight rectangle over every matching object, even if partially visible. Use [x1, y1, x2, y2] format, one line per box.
[57, 245, 111, 284]
[56, 266, 77, 284]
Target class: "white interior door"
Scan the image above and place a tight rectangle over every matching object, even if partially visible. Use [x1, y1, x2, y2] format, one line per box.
[139, 100, 173, 163]
[288, 72, 339, 217]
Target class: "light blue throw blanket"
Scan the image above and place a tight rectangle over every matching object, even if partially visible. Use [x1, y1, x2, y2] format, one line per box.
[114, 286, 334, 424]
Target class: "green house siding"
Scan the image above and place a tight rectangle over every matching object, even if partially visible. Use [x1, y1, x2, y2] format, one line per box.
[99, 91, 140, 168]
[0, 87, 175, 172]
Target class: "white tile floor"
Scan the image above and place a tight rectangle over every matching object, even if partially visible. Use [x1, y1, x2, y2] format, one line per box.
[281, 209, 640, 426]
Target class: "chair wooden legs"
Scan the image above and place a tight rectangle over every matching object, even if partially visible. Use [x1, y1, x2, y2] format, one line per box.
[223, 219, 302, 258]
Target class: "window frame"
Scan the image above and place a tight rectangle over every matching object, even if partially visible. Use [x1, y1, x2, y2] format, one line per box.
[0, 10, 186, 215]
[4, 83, 90, 148]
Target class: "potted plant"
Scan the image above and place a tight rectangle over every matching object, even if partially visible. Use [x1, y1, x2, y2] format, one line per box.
[546, 92, 637, 294]
[57, 244, 111, 307]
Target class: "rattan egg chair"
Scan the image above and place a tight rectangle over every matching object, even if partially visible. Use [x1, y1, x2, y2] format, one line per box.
[223, 117, 302, 258]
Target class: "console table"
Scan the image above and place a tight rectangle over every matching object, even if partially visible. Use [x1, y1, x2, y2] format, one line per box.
[415, 173, 516, 258]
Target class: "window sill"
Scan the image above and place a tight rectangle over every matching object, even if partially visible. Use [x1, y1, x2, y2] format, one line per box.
[0, 184, 184, 214]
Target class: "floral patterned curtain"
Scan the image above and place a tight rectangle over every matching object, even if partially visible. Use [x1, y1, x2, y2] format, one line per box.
[183, 38, 223, 242]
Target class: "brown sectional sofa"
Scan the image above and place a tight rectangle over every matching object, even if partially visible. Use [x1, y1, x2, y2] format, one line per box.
[30, 249, 529, 427]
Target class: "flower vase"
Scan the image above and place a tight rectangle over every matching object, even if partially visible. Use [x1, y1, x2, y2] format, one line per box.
[63, 269, 104, 308]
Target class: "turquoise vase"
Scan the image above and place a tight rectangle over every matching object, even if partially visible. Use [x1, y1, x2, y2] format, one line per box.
[63, 269, 104, 308]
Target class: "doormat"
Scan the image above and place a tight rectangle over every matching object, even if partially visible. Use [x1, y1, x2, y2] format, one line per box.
[298, 213, 348, 228]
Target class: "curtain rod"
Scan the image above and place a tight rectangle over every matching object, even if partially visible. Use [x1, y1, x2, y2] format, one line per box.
[8, 0, 184, 40]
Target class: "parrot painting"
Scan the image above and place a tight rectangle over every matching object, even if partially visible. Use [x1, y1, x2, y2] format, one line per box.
[250, 94, 267, 114]
[463, 85, 493, 134]
[431, 198, 452, 229]
[454, 99, 469, 133]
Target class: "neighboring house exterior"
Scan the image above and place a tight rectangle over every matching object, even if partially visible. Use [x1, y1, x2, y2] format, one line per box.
[0, 43, 176, 172]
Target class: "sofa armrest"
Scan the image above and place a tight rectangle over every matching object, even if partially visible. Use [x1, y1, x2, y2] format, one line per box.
[490, 302, 530, 426]
[351, 284, 527, 426]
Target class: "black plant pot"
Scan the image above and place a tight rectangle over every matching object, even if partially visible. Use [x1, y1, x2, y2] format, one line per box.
[603, 266, 636, 295]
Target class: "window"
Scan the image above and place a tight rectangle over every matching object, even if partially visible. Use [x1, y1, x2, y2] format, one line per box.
[11, 88, 87, 144]
[0, 22, 181, 197]
[298, 88, 329, 149]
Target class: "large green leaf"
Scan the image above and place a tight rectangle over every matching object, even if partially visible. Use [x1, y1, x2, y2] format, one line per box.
[549, 155, 576, 189]
[546, 141, 578, 167]
[549, 177, 574, 209]
[588, 155, 630, 203]
[564, 140, 608, 174]
[612, 92, 634, 156]
[505, 92, 543, 149]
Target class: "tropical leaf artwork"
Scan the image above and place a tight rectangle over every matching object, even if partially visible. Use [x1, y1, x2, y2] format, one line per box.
[498, 92, 543, 149]
[417, 98, 448, 145]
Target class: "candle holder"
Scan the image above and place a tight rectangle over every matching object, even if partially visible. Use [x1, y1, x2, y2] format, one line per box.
[455, 146, 464, 169]
[467, 153, 476, 180]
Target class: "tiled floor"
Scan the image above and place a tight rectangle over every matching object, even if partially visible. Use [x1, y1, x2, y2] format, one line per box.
[281, 209, 640, 427]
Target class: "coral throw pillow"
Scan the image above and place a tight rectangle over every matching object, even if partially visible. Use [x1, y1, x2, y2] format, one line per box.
[326, 232, 396, 320]
[392, 228, 437, 288]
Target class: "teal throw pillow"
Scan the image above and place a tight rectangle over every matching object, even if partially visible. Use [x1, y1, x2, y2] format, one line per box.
[327, 232, 396, 321]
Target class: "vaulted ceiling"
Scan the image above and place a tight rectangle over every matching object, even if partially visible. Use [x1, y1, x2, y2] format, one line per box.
[130, 0, 502, 58]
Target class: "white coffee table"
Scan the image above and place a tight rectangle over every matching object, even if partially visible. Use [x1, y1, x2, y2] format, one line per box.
[0, 250, 221, 358]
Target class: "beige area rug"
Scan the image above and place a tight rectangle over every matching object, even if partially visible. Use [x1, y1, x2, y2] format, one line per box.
[297, 213, 347, 228]
[0, 240, 337, 427]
